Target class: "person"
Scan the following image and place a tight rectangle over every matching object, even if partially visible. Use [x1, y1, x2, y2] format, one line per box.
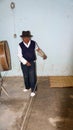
[18, 31, 47, 97]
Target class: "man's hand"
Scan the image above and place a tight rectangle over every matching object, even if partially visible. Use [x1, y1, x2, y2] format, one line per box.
[43, 55, 47, 60]
[26, 61, 31, 66]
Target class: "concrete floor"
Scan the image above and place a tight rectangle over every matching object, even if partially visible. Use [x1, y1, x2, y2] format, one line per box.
[0, 77, 31, 130]
[0, 77, 73, 130]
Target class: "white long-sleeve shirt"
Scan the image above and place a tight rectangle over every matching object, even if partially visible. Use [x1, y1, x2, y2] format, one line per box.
[18, 40, 39, 65]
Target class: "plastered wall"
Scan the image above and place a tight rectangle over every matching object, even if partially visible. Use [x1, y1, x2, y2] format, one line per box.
[0, 0, 73, 76]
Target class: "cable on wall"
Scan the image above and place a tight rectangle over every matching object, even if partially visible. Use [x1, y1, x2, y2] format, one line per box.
[10, 1, 17, 38]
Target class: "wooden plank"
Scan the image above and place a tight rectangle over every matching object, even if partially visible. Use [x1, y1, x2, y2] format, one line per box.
[50, 76, 73, 88]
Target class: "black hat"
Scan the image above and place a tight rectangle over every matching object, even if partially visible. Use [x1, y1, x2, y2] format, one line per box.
[20, 31, 33, 37]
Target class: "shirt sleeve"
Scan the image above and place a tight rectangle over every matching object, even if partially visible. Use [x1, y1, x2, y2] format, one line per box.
[17, 45, 27, 65]
[35, 42, 39, 50]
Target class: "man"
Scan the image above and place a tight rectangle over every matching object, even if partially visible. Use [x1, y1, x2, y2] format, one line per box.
[18, 31, 47, 97]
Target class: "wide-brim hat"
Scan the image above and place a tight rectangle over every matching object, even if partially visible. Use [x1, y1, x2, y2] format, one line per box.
[20, 31, 33, 37]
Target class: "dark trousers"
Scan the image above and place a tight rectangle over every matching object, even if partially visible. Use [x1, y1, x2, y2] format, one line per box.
[21, 61, 37, 92]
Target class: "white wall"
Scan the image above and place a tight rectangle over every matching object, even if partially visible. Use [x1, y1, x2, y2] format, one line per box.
[0, 0, 73, 76]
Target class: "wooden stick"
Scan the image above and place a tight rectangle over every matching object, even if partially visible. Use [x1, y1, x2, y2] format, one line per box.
[1, 86, 9, 97]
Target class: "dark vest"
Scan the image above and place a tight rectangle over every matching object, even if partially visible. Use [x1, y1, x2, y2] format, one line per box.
[19, 40, 36, 62]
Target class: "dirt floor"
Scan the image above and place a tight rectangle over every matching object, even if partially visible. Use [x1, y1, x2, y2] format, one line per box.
[0, 76, 73, 130]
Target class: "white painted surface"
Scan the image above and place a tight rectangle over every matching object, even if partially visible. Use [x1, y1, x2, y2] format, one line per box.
[0, 0, 73, 76]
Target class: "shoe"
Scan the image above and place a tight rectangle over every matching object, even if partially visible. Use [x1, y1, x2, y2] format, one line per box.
[30, 92, 35, 97]
[23, 89, 28, 92]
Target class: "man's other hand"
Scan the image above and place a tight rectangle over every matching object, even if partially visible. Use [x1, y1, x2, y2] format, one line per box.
[26, 62, 31, 66]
